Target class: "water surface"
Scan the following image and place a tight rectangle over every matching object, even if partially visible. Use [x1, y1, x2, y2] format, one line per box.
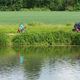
[0, 46, 80, 80]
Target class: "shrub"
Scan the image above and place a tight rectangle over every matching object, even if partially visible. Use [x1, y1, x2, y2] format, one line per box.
[0, 33, 9, 46]
[12, 31, 73, 46]
[71, 33, 80, 45]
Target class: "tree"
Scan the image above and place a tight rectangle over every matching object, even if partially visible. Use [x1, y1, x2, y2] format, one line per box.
[0, 0, 80, 11]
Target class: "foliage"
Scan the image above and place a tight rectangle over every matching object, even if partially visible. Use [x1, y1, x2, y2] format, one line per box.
[0, 0, 22, 11]
[0, 33, 9, 46]
[12, 31, 72, 46]
[71, 33, 80, 45]
[0, 0, 80, 11]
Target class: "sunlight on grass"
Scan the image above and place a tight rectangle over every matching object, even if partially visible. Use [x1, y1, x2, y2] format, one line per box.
[0, 24, 74, 34]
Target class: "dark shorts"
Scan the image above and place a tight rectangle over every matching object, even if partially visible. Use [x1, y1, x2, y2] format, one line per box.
[74, 24, 80, 30]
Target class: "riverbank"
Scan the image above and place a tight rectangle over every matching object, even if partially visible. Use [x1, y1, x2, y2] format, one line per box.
[12, 31, 80, 46]
[0, 23, 80, 46]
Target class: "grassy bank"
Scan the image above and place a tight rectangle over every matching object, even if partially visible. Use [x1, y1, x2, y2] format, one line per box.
[0, 23, 73, 46]
[0, 11, 80, 46]
[0, 33, 9, 46]
[0, 23, 80, 46]
[0, 23, 73, 33]
[12, 30, 80, 46]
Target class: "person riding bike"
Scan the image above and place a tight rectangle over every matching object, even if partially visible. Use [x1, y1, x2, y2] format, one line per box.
[73, 23, 80, 32]
[17, 24, 26, 33]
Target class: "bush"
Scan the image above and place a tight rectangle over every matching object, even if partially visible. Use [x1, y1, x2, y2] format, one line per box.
[0, 6, 8, 11]
[66, 6, 74, 11]
[12, 31, 73, 46]
[0, 33, 9, 46]
[71, 33, 80, 45]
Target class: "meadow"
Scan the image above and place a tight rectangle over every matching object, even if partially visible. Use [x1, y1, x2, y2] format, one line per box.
[0, 11, 80, 25]
[0, 11, 80, 34]
[0, 11, 80, 46]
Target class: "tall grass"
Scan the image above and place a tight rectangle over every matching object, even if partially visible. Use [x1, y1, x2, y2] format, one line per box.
[0, 23, 73, 46]
[0, 33, 9, 46]
[12, 30, 80, 46]
[0, 24, 73, 33]
[0, 23, 80, 46]
[12, 31, 72, 46]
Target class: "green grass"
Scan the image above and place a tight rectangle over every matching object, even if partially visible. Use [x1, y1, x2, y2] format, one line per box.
[0, 33, 9, 46]
[0, 25, 18, 33]
[0, 24, 73, 33]
[0, 11, 80, 46]
[12, 31, 72, 46]
[0, 23, 74, 46]
[0, 11, 80, 25]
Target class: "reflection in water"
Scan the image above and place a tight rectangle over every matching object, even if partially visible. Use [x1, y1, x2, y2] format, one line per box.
[18, 51, 24, 64]
[0, 46, 80, 80]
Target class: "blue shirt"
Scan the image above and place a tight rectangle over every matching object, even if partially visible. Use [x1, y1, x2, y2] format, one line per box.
[19, 24, 24, 30]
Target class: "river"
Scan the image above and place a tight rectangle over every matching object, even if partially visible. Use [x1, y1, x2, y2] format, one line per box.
[0, 46, 80, 80]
